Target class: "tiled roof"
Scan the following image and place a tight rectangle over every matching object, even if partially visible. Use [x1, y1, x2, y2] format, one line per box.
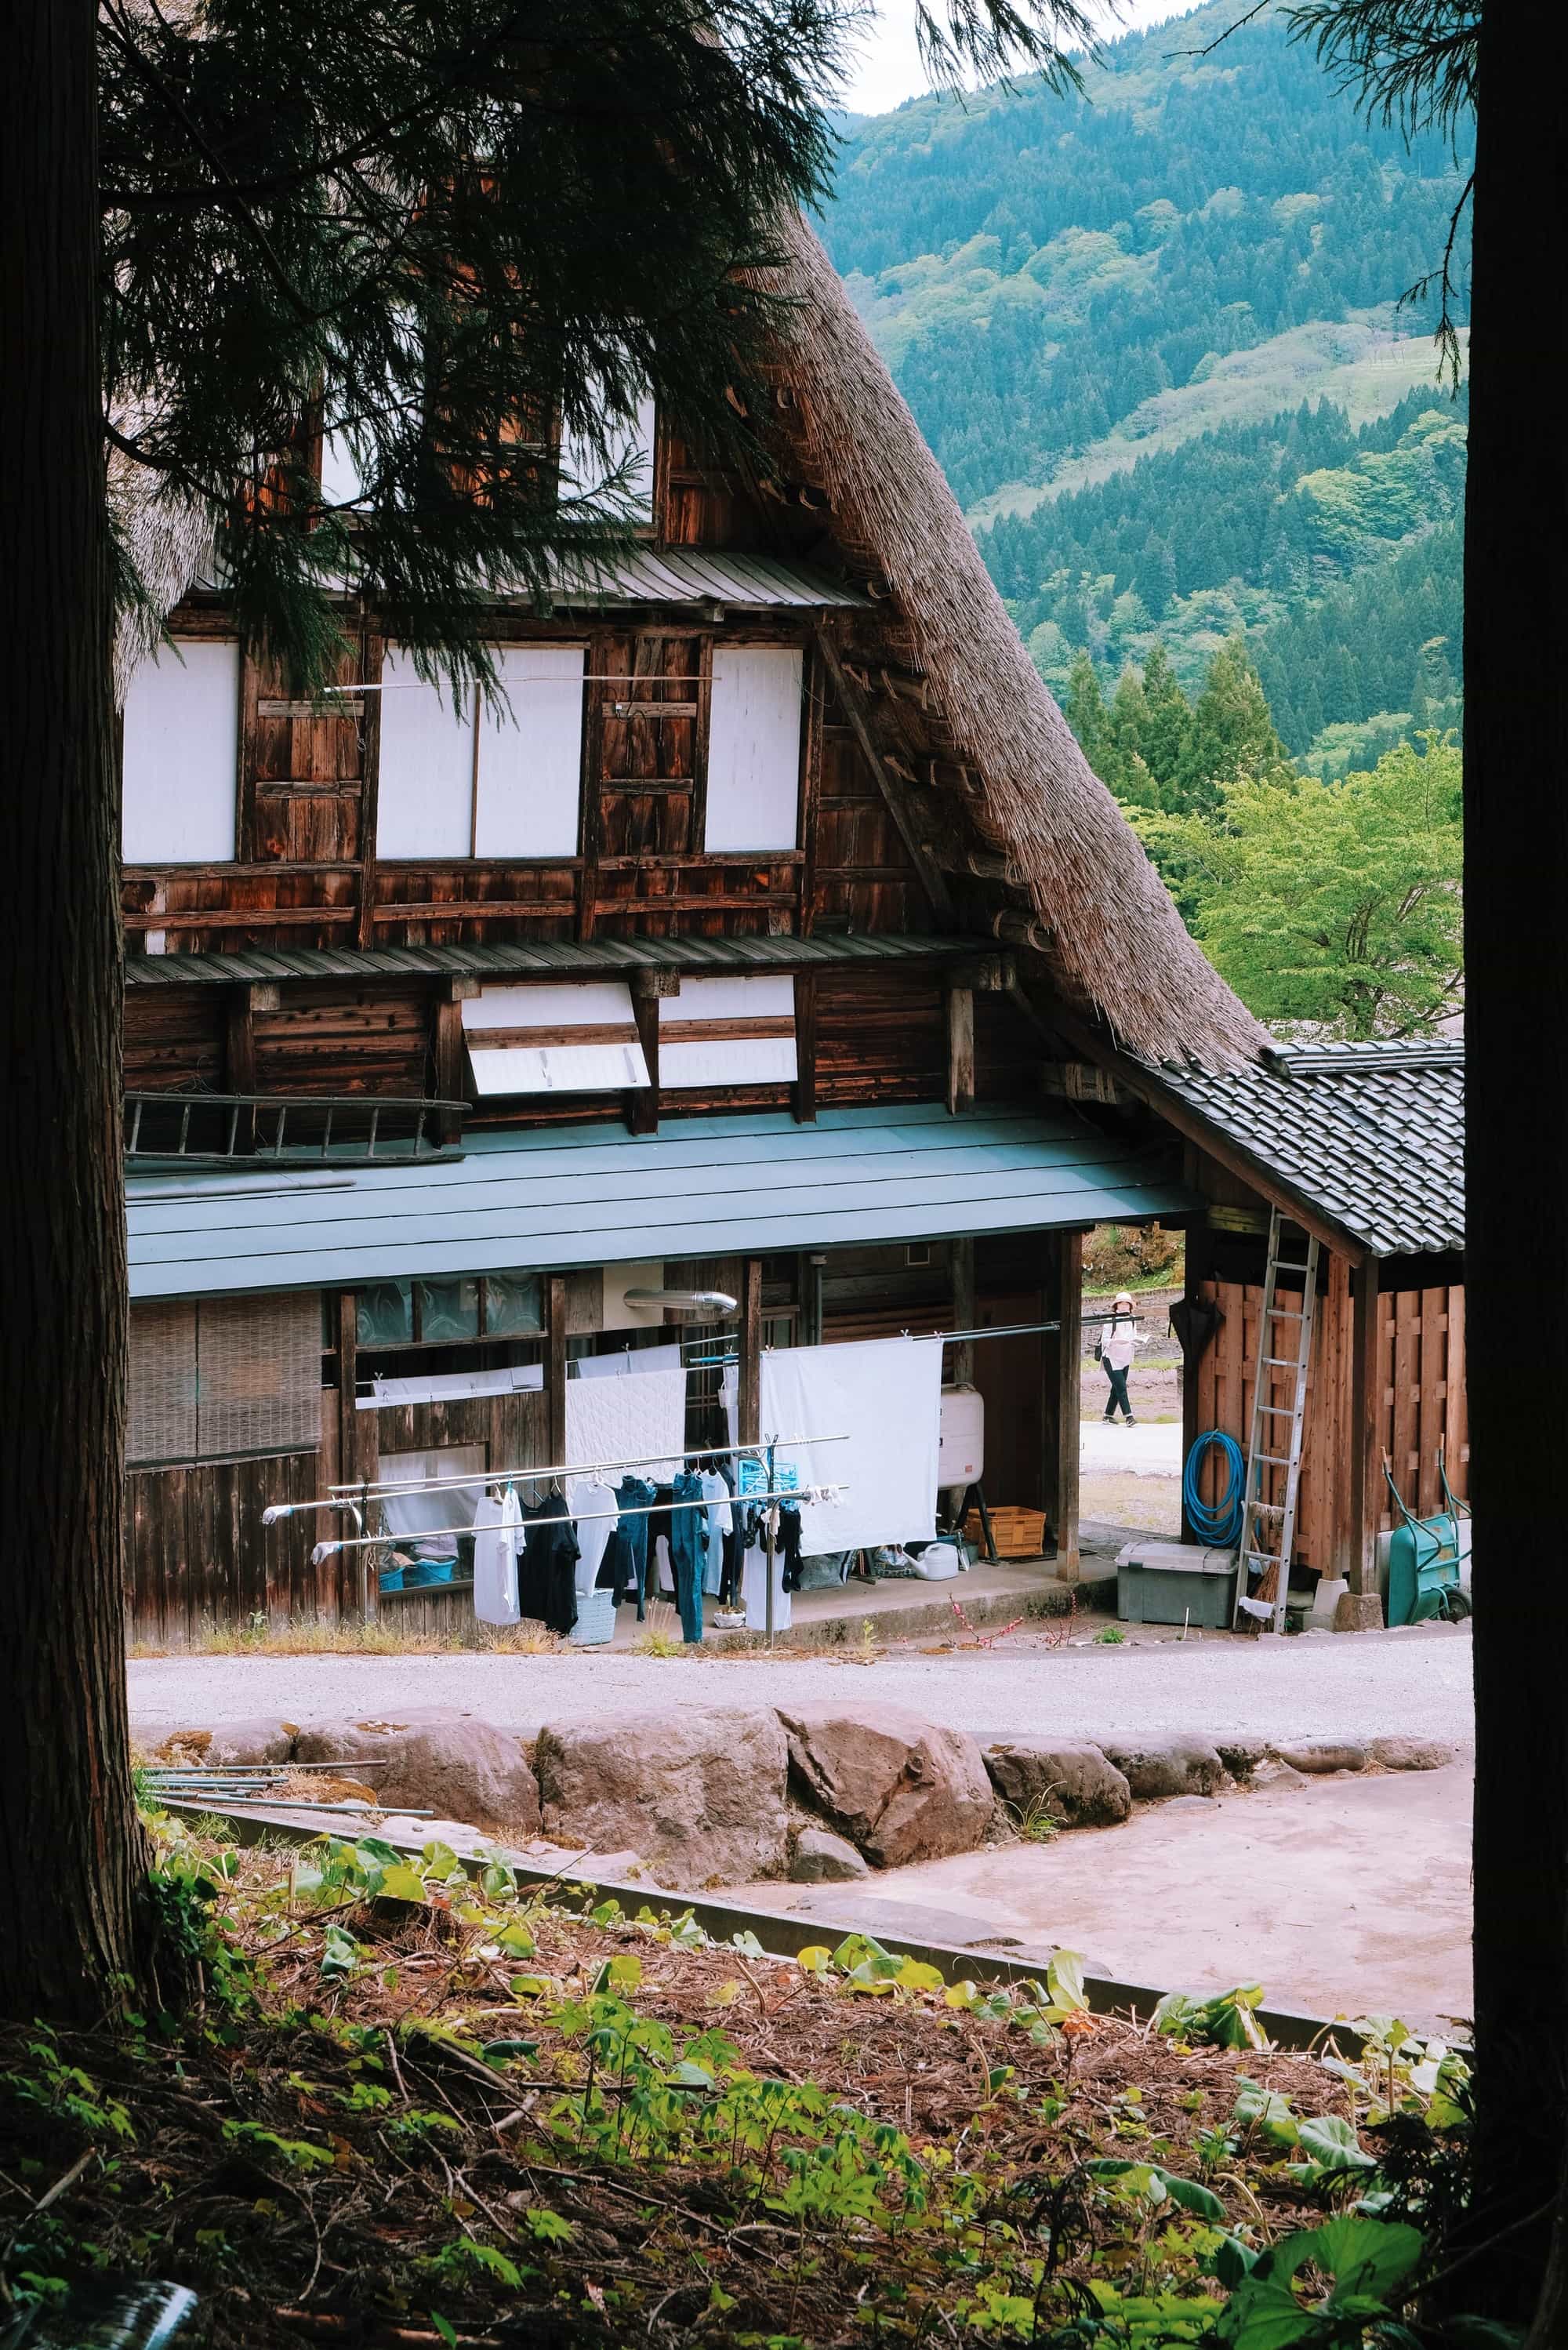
[1147, 1041, 1464, 1258]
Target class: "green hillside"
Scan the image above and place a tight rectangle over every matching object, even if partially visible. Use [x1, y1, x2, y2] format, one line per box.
[818, 0, 1472, 765]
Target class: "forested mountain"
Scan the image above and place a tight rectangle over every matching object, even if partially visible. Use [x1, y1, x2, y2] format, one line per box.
[818, 0, 1471, 769]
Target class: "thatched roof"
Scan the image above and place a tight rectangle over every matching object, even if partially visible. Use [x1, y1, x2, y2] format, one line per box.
[109, 445, 212, 703]
[769, 211, 1269, 1072]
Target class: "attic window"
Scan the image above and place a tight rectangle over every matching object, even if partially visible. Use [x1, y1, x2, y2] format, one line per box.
[659, 975, 797, 1089]
[559, 389, 657, 527]
[462, 982, 648, 1096]
[121, 639, 240, 864]
[375, 645, 585, 859]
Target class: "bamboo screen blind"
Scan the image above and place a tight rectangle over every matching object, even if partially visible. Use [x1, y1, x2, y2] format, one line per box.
[128, 1292, 322, 1466]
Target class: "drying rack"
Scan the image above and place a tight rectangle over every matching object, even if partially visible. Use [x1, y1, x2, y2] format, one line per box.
[261, 1432, 848, 1645]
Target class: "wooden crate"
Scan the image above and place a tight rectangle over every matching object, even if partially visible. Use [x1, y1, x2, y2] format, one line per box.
[965, 1505, 1048, 1560]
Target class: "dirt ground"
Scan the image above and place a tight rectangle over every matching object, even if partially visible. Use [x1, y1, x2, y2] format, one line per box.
[737, 1764, 1472, 2034]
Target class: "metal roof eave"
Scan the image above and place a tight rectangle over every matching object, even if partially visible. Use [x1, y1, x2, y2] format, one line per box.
[126, 1103, 1200, 1302]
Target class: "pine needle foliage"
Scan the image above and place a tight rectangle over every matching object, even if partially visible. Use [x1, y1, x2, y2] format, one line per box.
[98, 0, 1106, 695]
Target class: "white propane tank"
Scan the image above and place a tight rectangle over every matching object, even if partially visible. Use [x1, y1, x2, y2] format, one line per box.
[938, 1385, 985, 1486]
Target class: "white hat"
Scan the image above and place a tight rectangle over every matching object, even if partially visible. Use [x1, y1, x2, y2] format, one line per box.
[1113, 1291, 1134, 1309]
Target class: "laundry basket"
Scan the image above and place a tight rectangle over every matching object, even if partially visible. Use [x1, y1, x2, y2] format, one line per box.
[569, 1589, 616, 1647]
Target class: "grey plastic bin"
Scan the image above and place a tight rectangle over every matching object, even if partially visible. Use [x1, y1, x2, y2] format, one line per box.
[1115, 1541, 1238, 1628]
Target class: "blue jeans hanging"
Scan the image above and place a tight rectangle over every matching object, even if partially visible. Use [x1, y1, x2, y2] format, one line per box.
[668, 1472, 707, 1644]
[615, 1476, 657, 1619]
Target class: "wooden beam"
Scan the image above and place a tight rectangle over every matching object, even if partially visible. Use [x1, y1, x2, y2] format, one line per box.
[223, 984, 264, 1151]
[814, 630, 954, 927]
[546, 1273, 568, 1463]
[627, 977, 662, 1135]
[931, 845, 1011, 881]
[946, 984, 975, 1117]
[793, 972, 818, 1124]
[433, 986, 469, 1144]
[335, 1290, 376, 1619]
[1348, 1257, 1384, 1601]
[739, 1259, 763, 1448]
[949, 1236, 975, 1389]
[1042, 1229, 1083, 1578]
[1179, 1217, 1215, 1544]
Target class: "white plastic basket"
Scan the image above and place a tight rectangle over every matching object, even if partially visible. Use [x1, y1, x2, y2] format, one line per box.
[569, 1588, 617, 1647]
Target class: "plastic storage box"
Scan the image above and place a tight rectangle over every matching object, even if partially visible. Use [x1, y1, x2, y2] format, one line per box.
[569, 1589, 617, 1646]
[1115, 1541, 1238, 1628]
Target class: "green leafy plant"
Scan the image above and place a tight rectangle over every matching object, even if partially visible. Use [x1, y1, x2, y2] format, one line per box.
[1156, 1986, 1269, 2052]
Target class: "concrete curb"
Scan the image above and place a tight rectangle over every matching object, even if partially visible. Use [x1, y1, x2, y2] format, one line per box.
[165, 1796, 1410, 2058]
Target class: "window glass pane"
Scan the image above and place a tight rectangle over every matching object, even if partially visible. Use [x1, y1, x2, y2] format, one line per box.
[357, 1280, 412, 1346]
[416, 1277, 480, 1343]
[484, 1272, 542, 1336]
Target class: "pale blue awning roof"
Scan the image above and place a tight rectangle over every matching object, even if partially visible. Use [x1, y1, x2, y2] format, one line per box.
[126, 1103, 1197, 1300]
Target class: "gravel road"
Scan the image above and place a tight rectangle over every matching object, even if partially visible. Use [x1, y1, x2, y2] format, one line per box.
[128, 1620, 1473, 1750]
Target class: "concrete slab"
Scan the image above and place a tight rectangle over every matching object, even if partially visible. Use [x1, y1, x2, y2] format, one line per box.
[1080, 1418, 1184, 1476]
[734, 1766, 1473, 2034]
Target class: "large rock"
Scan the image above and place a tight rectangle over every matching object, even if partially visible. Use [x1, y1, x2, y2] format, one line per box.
[1276, 1738, 1367, 1775]
[1099, 1735, 1229, 1800]
[1368, 1735, 1453, 1772]
[154, 1717, 299, 1767]
[534, 1707, 789, 1884]
[983, 1738, 1131, 1828]
[777, 1703, 994, 1868]
[292, 1708, 539, 1833]
[1334, 1590, 1385, 1633]
[790, 1827, 870, 1883]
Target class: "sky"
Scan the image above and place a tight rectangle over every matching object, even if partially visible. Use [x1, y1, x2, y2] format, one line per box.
[838, 0, 1199, 115]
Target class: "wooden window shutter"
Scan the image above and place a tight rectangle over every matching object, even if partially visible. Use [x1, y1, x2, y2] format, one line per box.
[127, 1302, 198, 1466]
[195, 1292, 322, 1458]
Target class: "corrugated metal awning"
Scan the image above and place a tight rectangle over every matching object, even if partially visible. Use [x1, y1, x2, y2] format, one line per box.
[125, 932, 958, 990]
[126, 1103, 1197, 1300]
[546, 548, 868, 609]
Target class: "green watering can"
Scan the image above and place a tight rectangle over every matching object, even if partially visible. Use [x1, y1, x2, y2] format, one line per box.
[1384, 1443, 1471, 1628]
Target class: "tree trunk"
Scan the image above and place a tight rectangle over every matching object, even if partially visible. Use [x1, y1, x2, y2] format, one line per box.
[1466, 3, 1568, 2326]
[0, 0, 144, 2015]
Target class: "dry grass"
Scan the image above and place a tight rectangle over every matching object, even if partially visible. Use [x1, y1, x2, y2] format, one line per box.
[127, 1616, 572, 1662]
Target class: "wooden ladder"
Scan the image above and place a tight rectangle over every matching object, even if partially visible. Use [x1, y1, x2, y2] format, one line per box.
[1233, 1208, 1319, 1633]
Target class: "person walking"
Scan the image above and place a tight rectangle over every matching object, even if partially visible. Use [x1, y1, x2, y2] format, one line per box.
[1098, 1291, 1139, 1425]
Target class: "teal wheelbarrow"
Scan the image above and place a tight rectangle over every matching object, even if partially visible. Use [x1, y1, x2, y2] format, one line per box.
[1384, 1443, 1471, 1627]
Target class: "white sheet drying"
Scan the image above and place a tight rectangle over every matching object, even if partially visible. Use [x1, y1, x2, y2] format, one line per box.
[564, 1364, 688, 1591]
[737, 1337, 945, 1555]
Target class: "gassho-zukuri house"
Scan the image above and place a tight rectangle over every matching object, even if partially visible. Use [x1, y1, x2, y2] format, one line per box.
[116, 210, 1465, 1644]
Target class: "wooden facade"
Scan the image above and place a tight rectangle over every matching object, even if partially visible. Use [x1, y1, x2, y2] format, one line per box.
[118, 394, 1123, 1644]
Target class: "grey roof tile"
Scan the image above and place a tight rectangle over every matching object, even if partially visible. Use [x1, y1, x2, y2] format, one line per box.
[1147, 1041, 1463, 1257]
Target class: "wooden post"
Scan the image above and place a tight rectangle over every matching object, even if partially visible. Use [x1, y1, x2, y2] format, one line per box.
[223, 985, 257, 1154]
[1348, 1257, 1384, 1604]
[1041, 1230, 1083, 1579]
[949, 1236, 975, 1390]
[792, 972, 818, 1124]
[434, 979, 477, 1144]
[800, 1251, 826, 1349]
[335, 1290, 376, 1618]
[739, 1258, 763, 1447]
[546, 1273, 568, 1464]
[629, 971, 674, 1135]
[946, 984, 975, 1117]
[1179, 1214, 1213, 1543]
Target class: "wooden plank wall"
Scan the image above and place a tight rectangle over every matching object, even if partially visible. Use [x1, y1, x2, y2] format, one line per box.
[1189, 1275, 1468, 1578]
[124, 1385, 553, 1645]
[125, 1425, 341, 1647]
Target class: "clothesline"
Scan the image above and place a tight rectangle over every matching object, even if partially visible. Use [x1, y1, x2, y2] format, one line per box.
[307, 1480, 841, 1564]
[261, 1432, 844, 1524]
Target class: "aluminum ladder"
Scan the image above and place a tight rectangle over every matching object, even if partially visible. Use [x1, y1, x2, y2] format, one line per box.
[1233, 1208, 1319, 1633]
